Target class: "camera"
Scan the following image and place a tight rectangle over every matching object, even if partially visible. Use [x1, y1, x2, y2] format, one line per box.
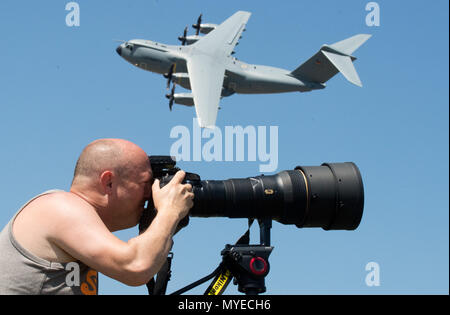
[139, 155, 364, 232]
[140, 155, 365, 295]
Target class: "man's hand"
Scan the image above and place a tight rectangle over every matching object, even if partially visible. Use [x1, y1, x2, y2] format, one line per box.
[151, 170, 194, 224]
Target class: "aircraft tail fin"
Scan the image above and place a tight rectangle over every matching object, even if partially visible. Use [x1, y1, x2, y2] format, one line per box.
[291, 34, 371, 87]
[328, 34, 372, 55]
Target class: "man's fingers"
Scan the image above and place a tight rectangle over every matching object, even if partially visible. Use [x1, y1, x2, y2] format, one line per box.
[152, 178, 161, 192]
[183, 183, 193, 192]
[185, 194, 194, 208]
[170, 170, 186, 185]
[185, 190, 194, 198]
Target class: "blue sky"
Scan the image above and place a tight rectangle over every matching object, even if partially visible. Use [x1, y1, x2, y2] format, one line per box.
[0, 0, 448, 294]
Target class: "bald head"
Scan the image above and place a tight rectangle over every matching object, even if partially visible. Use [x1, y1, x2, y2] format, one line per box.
[72, 139, 149, 186]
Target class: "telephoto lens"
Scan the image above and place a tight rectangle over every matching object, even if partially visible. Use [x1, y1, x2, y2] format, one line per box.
[158, 162, 364, 231]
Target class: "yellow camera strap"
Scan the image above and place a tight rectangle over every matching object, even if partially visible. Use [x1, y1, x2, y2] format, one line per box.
[205, 267, 233, 295]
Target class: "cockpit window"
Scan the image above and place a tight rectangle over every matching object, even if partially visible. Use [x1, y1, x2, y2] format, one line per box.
[126, 44, 133, 51]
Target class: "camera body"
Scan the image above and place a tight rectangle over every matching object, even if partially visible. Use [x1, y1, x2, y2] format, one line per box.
[139, 156, 195, 234]
[148, 155, 201, 187]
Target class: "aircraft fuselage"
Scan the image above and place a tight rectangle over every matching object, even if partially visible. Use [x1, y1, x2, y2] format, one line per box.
[116, 39, 324, 96]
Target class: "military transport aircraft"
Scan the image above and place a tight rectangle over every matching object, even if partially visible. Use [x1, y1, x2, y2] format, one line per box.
[116, 11, 371, 128]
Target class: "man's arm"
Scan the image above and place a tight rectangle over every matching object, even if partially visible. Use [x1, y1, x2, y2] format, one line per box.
[49, 171, 192, 286]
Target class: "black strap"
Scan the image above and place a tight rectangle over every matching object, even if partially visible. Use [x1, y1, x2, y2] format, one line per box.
[235, 219, 254, 245]
[146, 253, 173, 295]
[146, 278, 155, 295]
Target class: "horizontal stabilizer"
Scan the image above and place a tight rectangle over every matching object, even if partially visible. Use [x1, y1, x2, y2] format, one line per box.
[322, 51, 362, 87]
[290, 34, 371, 87]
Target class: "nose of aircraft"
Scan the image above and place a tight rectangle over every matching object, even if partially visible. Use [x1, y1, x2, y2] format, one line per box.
[116, 45, 122, 56]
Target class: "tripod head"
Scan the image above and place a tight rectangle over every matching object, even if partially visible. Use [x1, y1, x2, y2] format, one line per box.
[219, 243, 273, 295]
[217, 218, 273, 295]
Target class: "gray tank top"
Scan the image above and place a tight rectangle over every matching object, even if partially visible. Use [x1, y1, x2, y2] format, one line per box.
[0, 191, 99, 295]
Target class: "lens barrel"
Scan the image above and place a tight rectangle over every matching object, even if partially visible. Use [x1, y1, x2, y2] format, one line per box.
[184, 162, 364, 231]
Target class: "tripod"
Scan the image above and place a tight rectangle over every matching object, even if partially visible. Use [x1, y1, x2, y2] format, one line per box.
[169, 219, 274, 295]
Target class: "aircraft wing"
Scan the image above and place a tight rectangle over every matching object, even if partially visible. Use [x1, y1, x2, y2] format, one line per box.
[193, 11, 251, 57]
[186, 54, 225, 128]
[185, 11, 251, 127]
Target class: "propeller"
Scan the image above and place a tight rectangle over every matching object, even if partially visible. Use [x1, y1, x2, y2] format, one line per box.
[192, 13, 202, 36]
[178, 26, 189, 45]
[165, 83, 176, 111]
[163, 64, 176, 90]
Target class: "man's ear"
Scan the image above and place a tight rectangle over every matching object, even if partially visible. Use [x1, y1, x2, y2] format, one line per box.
[100, 171, 114, 194]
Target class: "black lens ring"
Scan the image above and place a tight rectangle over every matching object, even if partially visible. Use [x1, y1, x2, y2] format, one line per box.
[321, 163, 340, 230]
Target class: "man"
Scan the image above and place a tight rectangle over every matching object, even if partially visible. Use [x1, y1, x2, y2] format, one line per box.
[0, 139, 194, 294]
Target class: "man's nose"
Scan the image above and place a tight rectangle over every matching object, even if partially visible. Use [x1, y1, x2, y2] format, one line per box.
[116, 46, 122, 56]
